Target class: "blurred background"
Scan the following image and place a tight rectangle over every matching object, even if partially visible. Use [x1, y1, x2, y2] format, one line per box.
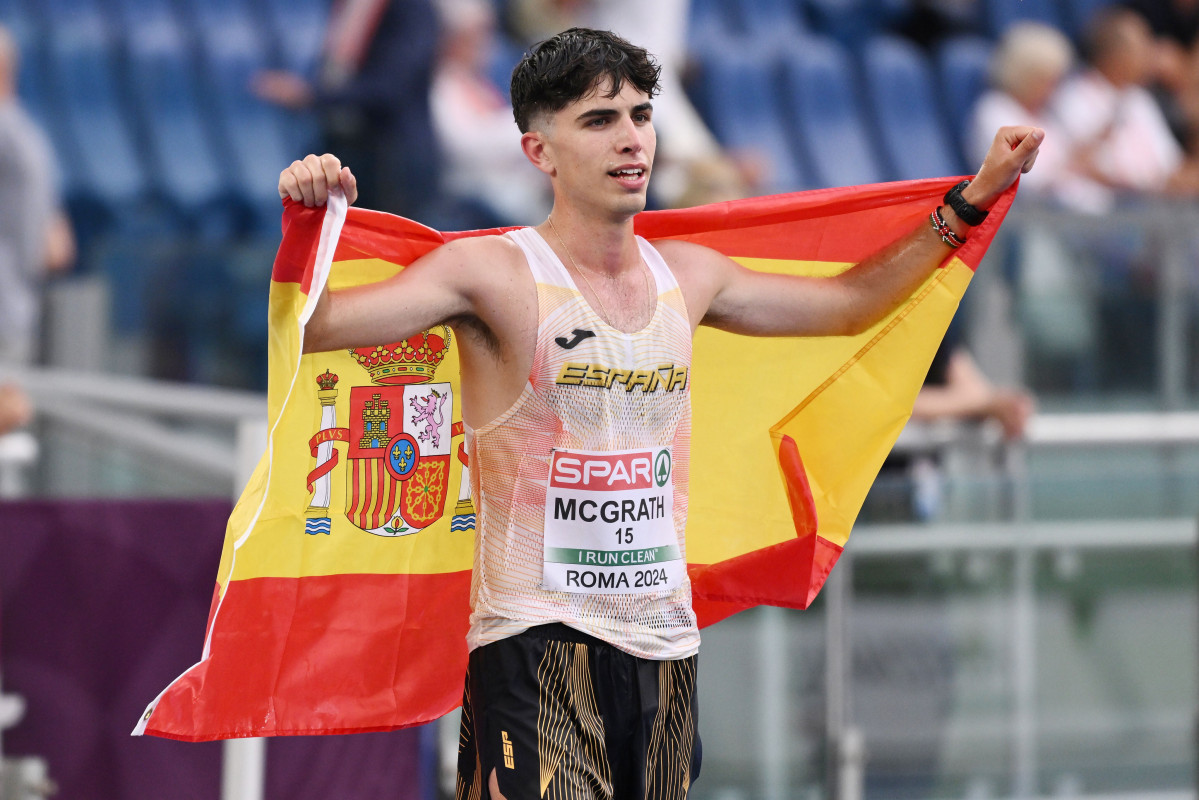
[1, 0, 1198, 798]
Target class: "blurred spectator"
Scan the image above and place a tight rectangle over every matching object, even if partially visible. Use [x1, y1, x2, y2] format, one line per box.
[254, 0, 441, 219]
[862, 325, 1035, 523]
[966, 24, 1102, 387]
[0, 24, 76, 366]
[968, 22, 1101, 211]
[431, 0, 550, 228]
[1122, 0, 1199, 148]
[1126, 0, 1199, 44]
[505, 0, 587, 40]
[505, 0, 743, 206]
[0, 382, 32, 434]
[1044, 7, 1199, 391]
[910, 345, 1035, 441]
[670, 153, 751, 208]
[1053, 6, 1199, 209]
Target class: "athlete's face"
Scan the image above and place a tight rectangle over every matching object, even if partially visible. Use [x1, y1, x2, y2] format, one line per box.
[523, 79, 656, 222]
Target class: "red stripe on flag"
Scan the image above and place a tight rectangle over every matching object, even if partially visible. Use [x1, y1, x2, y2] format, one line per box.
[271, 202, 328, 290]
[777, 433, 819, 539]
[145, 571, 473, 741]
[640, 178, 1015, 268]
[348, 460, 361, 526]
[278, 180, 1015, 288]
[372, 460, 387, 529]
[356, 459, 372, 528]
[687, 434, 841, 615]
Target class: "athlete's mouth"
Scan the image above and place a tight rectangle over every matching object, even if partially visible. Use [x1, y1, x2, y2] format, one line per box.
[609, 167, 646, 179]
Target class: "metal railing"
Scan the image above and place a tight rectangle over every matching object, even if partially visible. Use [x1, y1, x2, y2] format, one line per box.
[816, 412, 1199, 800]
[3, 371, 1199, 800]
[0, 366, 269, 800]
[982, 203, 1199, 411]
[0, 366, 265, 492]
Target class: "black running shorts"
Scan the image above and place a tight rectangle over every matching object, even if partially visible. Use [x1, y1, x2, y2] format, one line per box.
[455, 623, 701, 800]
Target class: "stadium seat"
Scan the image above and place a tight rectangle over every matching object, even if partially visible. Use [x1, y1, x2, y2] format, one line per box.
[180, 0, 278, 57]
[122, 16, 232, 234]
[488, 32, 525, 100]
[728, 0, 808, 48]
[180, 0, 258, 20]
[260, 0, 328, 75]
[780, 36, 885, 188]
[194, 12, 300, 234]
[688, 0, 742, 51]
[804, 0, 881, 46]
[12, 26, 81, 201]
[982, 0, 1067, 37]
[46, 21, 151, 227]
[692, 44, 808, 193]
[0, 0, 37, 44]
[861, 35, 966, 180]
[12, 20, 44, 113]
[936, 35, 993, 170]
[105, 0, 183, 29]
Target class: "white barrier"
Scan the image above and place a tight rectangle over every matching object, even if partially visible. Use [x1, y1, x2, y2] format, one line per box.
[3, 367, 1199, 800]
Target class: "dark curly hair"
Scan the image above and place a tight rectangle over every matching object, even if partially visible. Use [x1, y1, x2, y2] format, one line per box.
[510, 28, 662, 133]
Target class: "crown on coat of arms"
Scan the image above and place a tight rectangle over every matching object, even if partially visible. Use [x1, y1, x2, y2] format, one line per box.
[316, 369, 339, 390]
[350, 326, 452, 385]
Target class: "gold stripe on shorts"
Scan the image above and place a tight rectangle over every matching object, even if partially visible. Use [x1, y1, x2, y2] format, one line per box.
[645, 658, 697, 800]
[537, 641, 613, 800]
[455, 680, 482, 800]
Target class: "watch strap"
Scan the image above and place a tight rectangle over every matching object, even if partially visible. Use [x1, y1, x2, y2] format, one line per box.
[943, 180, 988, 226]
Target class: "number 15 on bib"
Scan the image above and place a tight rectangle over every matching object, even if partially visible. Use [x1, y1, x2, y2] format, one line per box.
[542, 447, 685, 594]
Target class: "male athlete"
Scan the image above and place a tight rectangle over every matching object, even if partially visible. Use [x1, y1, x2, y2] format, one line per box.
[280, 27, 1041, 800]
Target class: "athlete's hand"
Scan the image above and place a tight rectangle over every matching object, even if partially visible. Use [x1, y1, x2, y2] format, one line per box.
[278, 153, 358, 207]
[965, 126, 1045, 211]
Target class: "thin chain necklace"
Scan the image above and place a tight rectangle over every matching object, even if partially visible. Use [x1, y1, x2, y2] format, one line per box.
[546, 215, 651, 327]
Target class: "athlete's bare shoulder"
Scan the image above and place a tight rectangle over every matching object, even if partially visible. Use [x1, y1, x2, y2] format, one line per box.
[405, 229, 528, 299]
[421, 229, 536, 353]
[648, 238, 727, 269]
[647, 238, 735, 330]
[424, 229, 524, 273]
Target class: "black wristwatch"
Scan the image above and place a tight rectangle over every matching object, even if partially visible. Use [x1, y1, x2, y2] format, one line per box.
[943, 180, 988, 226]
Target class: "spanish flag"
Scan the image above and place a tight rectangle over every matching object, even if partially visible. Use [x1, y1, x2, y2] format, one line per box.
[135, 178, 1014, 741]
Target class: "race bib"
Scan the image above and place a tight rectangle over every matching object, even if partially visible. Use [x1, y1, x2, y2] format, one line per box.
[542, 447, 684, 594]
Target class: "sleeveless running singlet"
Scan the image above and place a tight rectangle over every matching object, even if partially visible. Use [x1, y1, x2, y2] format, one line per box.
[465, 227, 700, 660]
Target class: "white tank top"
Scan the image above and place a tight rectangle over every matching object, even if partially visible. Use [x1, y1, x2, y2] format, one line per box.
[465, 227, 700, 660]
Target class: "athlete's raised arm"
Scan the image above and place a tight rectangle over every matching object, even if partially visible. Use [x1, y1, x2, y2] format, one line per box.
[661, 126, 1044, 338]
[279, 154, 528, 355]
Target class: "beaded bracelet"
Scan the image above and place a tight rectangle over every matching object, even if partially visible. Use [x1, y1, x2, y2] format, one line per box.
[929, 207, 965, 249]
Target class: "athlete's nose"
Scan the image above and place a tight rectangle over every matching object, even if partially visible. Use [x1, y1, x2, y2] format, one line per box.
[615, 116, 643, 154]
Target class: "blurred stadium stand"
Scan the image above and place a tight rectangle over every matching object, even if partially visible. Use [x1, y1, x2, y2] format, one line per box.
[982, 0, 1067, 37]
[692, 41, 811, 193]
[779, 36, 885, 188]
[2, 3, 1198, 800]
[935, 34, 994, 169]
[0, 0, 1191, 398]
[861, 34, 967, 179]
[1, 0, 1015, 388]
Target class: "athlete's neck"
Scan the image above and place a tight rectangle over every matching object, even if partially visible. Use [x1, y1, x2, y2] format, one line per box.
[538, 210, 641, 278]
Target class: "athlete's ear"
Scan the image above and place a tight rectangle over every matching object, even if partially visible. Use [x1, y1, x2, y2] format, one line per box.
[521, 130, 555, 177]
